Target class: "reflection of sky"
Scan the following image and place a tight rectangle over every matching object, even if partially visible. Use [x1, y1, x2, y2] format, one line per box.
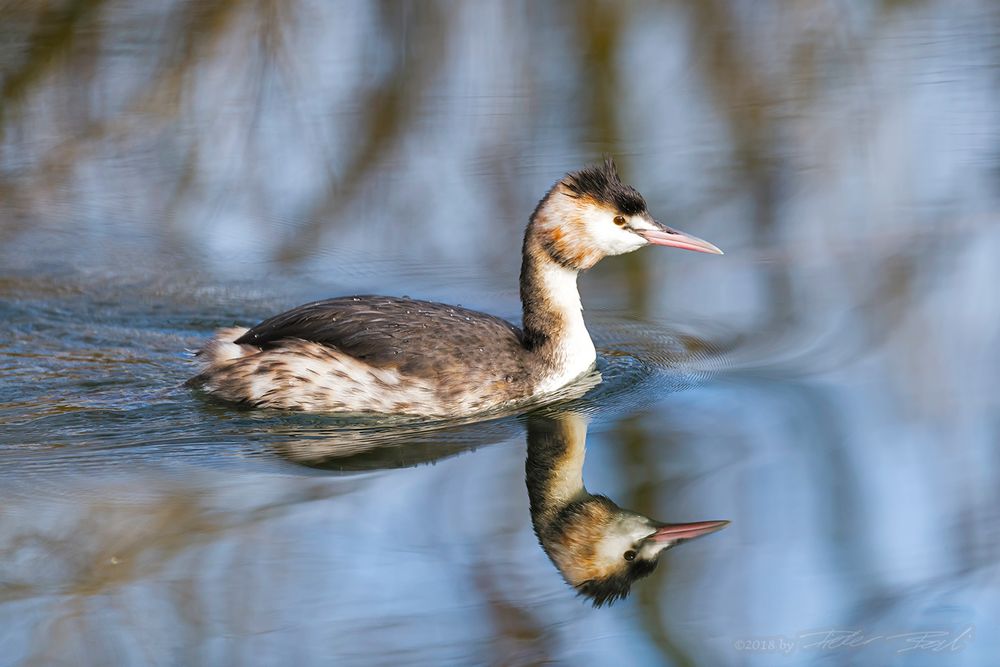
[1, 1, 1000, 665]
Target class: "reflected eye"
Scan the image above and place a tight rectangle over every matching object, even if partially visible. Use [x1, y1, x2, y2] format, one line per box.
[613, 215, 627, 227]
[623, 550, 637, 561]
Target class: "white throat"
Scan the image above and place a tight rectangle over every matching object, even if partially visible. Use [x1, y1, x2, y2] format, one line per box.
[533, 260, 597, 393]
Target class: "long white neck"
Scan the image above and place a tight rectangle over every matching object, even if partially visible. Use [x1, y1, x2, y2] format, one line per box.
[520, 241, 597, 392]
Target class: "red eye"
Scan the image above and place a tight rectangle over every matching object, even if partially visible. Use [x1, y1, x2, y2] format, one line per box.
[614, 215, 626, 226]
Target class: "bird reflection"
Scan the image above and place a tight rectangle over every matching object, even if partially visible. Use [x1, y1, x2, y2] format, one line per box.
[526, 411, 728, 607]
[269, 399, 728, 607]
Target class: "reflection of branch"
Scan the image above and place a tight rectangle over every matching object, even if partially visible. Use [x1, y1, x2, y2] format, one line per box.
[0, 0, 245, 232]
[573, 0, 659, 315]
[680, 0, 792, 329]
[276, 0, 450, 264]
[1, 491, 220, 604]
[0, 0, 106, 229]
[0, 0, 107, 130]
[0, 479, 350, 663]
[616, 416, 697, 667]
[474, 566, 554, 664]
[472, 506, 555, 665]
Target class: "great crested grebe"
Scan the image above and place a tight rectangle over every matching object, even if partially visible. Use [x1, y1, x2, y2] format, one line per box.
[188, 159, 722, 415]
[527, 411, 728, 606]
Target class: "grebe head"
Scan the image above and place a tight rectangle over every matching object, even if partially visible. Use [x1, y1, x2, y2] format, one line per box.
[544, 495, 728, 607]
[529, 158, 722, 271]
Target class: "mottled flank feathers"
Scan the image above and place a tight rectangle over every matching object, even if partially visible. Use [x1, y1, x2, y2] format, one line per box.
[189, 327, 444, 413]
[188, 297, 556, 416]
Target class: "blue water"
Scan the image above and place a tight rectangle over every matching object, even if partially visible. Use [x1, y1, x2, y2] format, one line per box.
[2, 2, 999, 665]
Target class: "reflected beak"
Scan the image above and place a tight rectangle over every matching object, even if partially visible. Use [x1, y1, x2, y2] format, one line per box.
[637, 223, 724, 255]
[649, 519, 730, 543]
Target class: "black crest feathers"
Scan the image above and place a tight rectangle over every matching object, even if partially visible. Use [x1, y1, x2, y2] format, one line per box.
[576, 559, 660, 607]
[563, 157, 647, 216]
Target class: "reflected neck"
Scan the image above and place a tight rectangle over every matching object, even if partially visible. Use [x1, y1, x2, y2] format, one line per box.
[525, 412, 589, 535]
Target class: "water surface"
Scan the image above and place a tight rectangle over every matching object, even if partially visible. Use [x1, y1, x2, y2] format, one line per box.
[2, 2, 999, 665]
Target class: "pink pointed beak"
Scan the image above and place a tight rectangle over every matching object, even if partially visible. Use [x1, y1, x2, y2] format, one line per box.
[649, 519, 730, 543]
[638, 224, 724, 255]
